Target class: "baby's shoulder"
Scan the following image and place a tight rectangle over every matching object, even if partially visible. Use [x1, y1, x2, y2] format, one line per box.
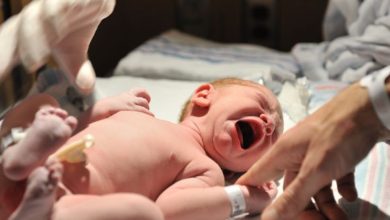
[178, 156, 225, 186]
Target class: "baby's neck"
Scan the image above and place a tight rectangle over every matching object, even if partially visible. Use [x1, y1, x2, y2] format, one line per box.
[179, 119, 204, 150]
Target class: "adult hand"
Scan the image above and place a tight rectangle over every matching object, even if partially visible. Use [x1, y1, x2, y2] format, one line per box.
[237, 83, 390, 219]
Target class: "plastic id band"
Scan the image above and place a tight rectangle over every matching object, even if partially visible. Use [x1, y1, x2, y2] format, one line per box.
[360, 66, 390, 130]
[224, 185, 246, 218]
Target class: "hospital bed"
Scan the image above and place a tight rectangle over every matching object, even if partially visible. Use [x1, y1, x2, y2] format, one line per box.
[1, 0, 390, 219]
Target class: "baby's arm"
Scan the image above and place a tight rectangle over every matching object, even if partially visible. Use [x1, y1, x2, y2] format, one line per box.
[155, 166, 276, 220]
[76, 88, 153, 132]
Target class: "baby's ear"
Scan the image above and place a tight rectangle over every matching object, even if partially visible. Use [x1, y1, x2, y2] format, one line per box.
[191, 83, 214, 108]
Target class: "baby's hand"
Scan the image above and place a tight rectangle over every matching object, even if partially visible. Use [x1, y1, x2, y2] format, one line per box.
[240, 181, 278, 215]
[98, 88, 154, 117]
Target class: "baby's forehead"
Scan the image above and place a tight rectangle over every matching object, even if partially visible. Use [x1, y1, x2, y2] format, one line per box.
[233, 83, 277, 102]
[241, 84, 281, 115]
[221, 84, 277, 112]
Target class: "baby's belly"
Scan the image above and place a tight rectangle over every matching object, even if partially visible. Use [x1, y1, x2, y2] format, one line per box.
[60, 112, 193, 199]
[61, 119, 187, 200]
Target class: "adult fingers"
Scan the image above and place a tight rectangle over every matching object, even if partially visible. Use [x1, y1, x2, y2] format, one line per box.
[284, 172, 327, 220]
[313, 185, 347, 220]
[261, 171, 323, 220]
[237, 144, 285, 186]
[283, 170, 296, 189]
[336, 172, 358, 202]
[298, 202, 327, 220]
[238, 127, 309, 186]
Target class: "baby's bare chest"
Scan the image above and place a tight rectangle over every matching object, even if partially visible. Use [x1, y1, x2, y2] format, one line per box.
[66, 115, 206, 198]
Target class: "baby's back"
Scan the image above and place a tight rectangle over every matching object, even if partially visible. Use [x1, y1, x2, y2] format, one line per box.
[62, 111, 218, 200]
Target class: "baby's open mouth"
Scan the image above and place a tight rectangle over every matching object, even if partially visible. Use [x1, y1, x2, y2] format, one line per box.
[236, 121, 255, 150]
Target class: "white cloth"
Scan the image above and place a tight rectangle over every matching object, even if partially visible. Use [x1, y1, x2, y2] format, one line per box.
[0, 0, 115, 94]
[114, 30, 298, 94]
[293, 0, 390, 83]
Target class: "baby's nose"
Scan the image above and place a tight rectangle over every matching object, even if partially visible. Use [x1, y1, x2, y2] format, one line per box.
[260, 114, 275, 136]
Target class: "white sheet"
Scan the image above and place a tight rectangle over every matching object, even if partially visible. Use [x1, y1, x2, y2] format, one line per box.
[94, 76, 203, 123]
[293, 0, 390, 83]
[114, 30, 298, 95]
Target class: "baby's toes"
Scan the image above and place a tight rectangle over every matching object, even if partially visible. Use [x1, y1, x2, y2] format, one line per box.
[45, 158, 63, 174]
[26, 167, 52, 196]
[51, 108, 69, 119]
[64, 116, 78, 132]
[35, 107, 68, 120]
[45, 159, 63, 187]
[35, 106, 56, 118]
[51, 116, 77, 139]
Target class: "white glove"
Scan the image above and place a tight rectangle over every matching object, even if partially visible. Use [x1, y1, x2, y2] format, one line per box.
[0, 0, 115, 94]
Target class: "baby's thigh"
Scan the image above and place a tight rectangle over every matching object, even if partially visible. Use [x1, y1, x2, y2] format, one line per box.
[53, 193, 163, 220]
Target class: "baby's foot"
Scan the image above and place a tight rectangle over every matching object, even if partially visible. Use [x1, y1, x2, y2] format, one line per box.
[8, 158, 63, 220]
[2, 107, 77, 181]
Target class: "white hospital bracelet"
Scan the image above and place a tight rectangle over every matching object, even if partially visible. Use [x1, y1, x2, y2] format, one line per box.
[360, 66, 390, 130]
[224, 185, 246, 218]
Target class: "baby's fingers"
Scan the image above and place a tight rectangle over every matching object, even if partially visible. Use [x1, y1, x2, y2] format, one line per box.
[130, 88, 151, 103]
[134, 96, 151, 110]
[133, 104, 154, 117]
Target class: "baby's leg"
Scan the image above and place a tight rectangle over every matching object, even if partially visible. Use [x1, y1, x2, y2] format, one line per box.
[53, 193, 164, 220]
[2, 107, 77, 181]
[0, 94, 59, 136]
[9, 158, 62, 220]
